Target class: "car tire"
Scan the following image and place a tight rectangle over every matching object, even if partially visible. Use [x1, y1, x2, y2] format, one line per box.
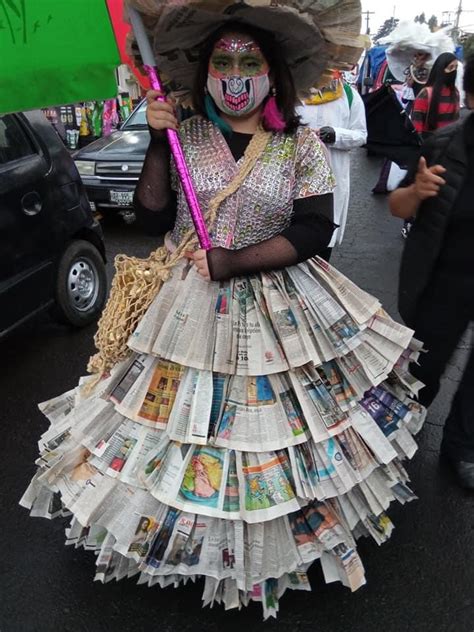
[54, 240, 107, 327]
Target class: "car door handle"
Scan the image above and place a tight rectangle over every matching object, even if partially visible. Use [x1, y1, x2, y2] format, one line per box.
[21, 191, 43, 216]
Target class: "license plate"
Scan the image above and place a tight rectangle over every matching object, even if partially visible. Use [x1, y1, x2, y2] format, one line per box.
[110, 190, 134, 206]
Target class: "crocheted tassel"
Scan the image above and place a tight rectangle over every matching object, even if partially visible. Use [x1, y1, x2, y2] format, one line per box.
[205, 94, 233, 136]
[261, 96, 286, 132]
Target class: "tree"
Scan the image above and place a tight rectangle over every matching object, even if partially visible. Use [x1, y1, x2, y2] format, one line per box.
[428, 15, 438, 32]
[374, 17, 399, 44]
[415, 12, 426, 24]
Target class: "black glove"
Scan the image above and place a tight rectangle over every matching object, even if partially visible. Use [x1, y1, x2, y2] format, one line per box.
[319, 126, 336, 145]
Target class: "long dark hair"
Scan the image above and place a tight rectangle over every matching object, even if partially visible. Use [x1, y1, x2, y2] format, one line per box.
[192, 21, 300, 134]
[424, 52, 458, 131]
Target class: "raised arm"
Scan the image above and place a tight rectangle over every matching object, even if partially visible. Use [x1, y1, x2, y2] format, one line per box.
[133, 90, 179, 235]
[203, 193, 335, 281]
[389, 156, 446, 219]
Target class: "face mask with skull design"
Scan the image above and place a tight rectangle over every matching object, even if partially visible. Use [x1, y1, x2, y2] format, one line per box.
[207, 74, 270, 116]
[207, 36, 271, 117]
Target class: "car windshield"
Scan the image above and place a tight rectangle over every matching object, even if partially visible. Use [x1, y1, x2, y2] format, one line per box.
[122, 101, 147, 130]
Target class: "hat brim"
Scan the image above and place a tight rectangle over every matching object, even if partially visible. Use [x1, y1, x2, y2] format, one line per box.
[127, 0, 363, 95]
[155, 6, 327, 92]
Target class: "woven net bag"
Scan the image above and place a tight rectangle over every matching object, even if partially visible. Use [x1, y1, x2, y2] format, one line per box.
[87, 246, 171, 374]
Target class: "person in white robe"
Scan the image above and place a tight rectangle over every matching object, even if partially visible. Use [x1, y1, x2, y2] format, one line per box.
[297, 79, 367, 256]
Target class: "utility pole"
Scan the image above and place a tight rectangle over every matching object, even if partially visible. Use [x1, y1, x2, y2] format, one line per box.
[452, 0, 463, 44]
[449, 1, 474, 40]
[362, 9, 375, 35]
[454, 0, 463, 30]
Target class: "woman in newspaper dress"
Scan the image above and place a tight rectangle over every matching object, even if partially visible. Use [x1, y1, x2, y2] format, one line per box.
[22, 13, 426, 619]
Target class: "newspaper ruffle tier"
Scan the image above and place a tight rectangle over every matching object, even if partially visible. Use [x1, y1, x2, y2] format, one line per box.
[21, 257, 426, 619]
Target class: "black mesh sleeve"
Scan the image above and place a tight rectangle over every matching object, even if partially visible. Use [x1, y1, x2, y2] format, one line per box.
[207, 193, 336, 281]
[207, 235, 298, 282]
[133, 133, 177, 235]
[134, 191, 177, 236]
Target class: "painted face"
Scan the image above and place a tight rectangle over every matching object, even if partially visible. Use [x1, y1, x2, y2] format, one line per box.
[413, 51, 430, 67]
[207, 34, 270, 116]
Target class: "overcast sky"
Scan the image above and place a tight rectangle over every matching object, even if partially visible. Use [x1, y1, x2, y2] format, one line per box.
[362, 1, 474, 36]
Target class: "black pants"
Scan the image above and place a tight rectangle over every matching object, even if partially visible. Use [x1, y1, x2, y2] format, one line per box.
[410, 276, 474, 462]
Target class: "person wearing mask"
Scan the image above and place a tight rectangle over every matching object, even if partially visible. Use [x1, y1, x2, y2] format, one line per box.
[22, 9, 426, 615]
[401, 52, 460, 238]
[411, 52, 460, 138]
[389, 55, 474, 490]
[401, 50, 431, 113]
[297, 73, 367, 260]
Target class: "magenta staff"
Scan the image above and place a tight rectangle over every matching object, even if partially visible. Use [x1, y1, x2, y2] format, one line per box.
[128, 6, 212, 250]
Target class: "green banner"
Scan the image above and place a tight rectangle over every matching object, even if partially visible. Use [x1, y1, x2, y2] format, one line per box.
[0, 0, 121, 114]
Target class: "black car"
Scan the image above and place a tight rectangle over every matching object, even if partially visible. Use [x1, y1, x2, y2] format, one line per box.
[0, 110, 107, 337]
[74, 100, 149, 222]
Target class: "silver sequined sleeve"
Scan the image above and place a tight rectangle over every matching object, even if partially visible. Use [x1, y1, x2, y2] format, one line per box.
[169, 155, 178, 192]
[293, 127, 336, 199]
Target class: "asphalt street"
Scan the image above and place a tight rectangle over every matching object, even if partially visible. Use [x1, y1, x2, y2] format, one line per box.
[1, 149, 473, 632]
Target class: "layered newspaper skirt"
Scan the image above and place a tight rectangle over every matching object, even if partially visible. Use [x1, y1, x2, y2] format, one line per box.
[21, 257, 426, 618]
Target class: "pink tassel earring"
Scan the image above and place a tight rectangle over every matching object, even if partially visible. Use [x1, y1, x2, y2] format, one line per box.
[262, 87, 286, 132]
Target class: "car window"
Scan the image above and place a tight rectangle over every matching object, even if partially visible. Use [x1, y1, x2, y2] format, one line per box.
[122, 102, 147, 129]
[0, 115, 35, 164]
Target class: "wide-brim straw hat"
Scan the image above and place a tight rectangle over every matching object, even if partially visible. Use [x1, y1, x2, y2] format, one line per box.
[126, 0, 363, 96]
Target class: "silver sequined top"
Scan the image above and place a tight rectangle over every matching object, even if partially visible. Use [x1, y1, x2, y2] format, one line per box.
[170, 116, 335, 249]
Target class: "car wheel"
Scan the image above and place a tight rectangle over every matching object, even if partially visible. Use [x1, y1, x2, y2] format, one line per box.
[54, 240, 107, 327]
